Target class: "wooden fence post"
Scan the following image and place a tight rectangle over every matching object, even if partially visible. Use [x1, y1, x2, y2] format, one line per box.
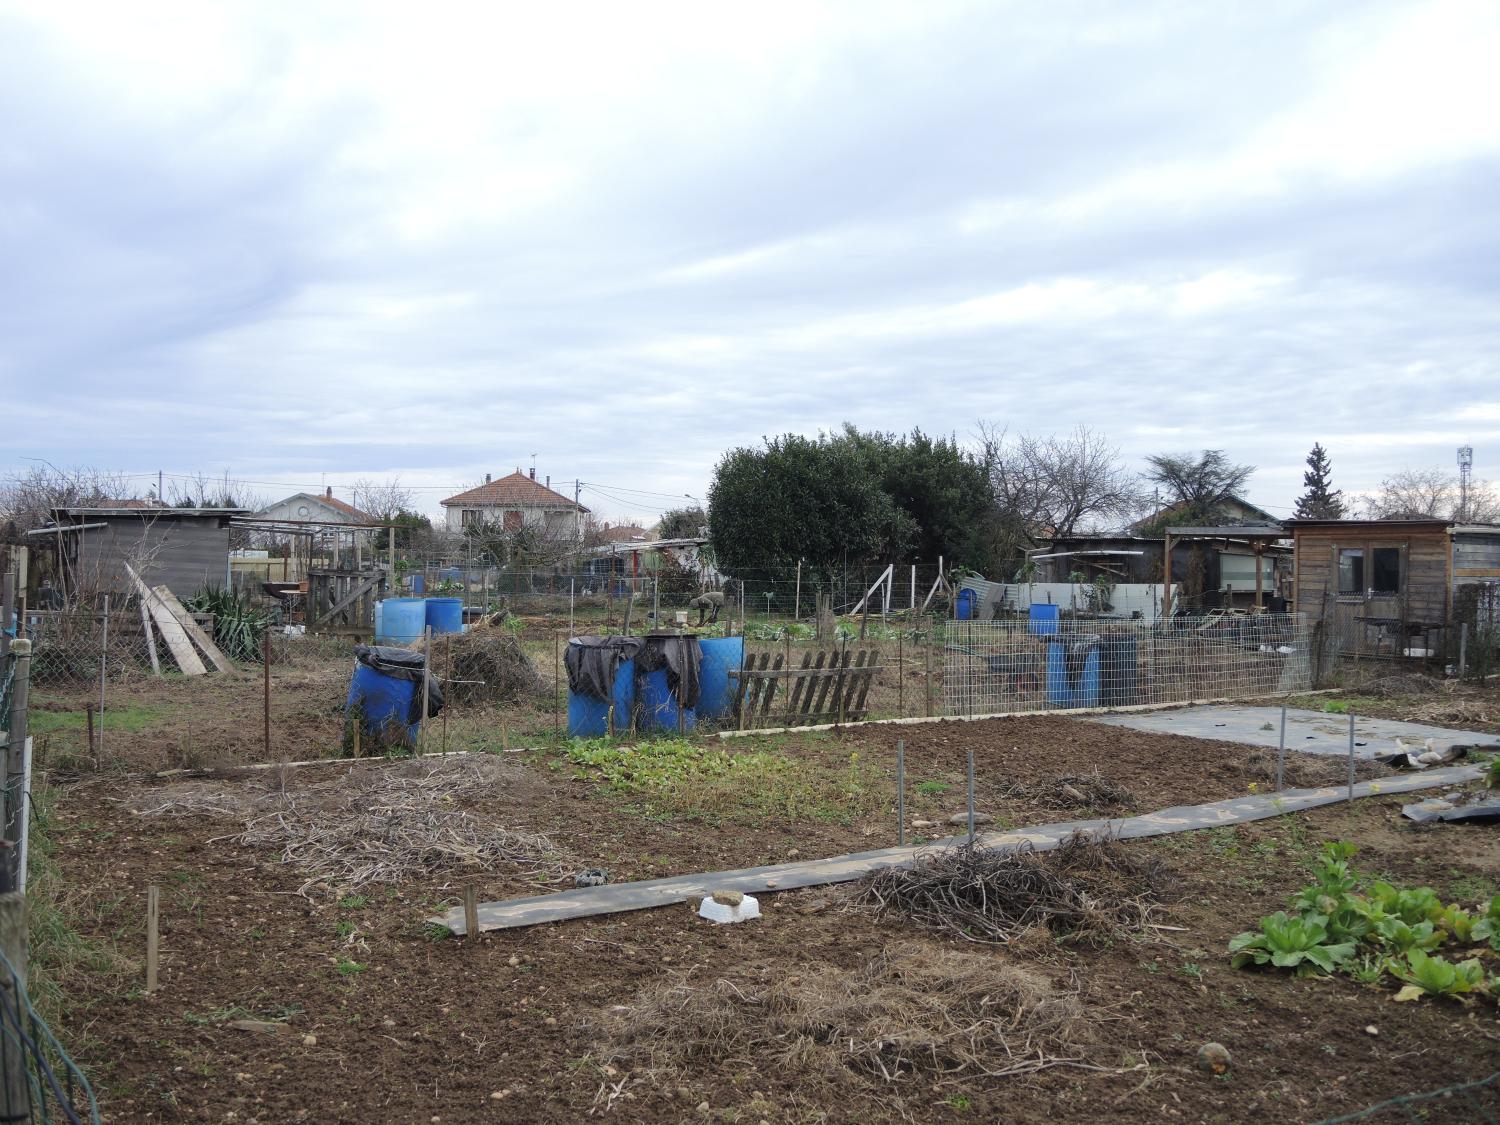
[0, 891, 29, 1121]
[4, 641, 31, 892]
[463, 884, 480, 940]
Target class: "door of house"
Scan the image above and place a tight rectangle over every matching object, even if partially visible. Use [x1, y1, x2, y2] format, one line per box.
[503, 510, 523, 532]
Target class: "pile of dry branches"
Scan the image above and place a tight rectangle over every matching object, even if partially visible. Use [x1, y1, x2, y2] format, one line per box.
[998, 770, 1137, 812]
[855, 833, 1171, 946]
[598, 942, 1091, 1084]
[434, 627, 544, 706]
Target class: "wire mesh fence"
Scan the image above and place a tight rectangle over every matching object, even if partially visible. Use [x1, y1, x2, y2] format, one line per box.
[942, 614, 1313, 717]
[0, 941, 100, 1124]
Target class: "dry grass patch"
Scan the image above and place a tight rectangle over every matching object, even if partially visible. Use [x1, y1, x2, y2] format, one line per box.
[599, 942, 1092, 1085]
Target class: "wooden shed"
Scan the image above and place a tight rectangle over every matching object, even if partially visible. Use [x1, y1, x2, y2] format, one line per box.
[41, 504, 248, 602]
[1288, 519, 1500, 656]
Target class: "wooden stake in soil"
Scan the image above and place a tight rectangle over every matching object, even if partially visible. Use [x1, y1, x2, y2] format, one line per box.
[262, 628, 271, 760]
[463, 884, 480, 940]
[85, 708, 95, 771]
[896, 739, 906, 847]
[146, 884, 160, 993]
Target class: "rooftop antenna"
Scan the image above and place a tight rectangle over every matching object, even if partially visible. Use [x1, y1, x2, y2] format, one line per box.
[1458, 445, 1473, 522]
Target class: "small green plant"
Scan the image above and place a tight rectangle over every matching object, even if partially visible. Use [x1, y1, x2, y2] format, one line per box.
[335, 957, 365, 976]
[1322, 700, 1350, 714]
[1392, 950, 1487, 1001]
[1229, 912, 1355, 975]
[185, 584, 274, 662]
[916, 781, 950, 796]
[338, 894, 369, 910]
[1472, 896, 1500, 951]
[1484, 755, 1500, 789]
[334, 920, 357, 939]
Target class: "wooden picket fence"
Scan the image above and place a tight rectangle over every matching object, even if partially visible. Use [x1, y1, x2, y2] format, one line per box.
[733, 647, 880, 728]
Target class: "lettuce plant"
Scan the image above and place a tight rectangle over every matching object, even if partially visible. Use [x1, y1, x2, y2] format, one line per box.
[1230, 912, 1356, 975]
[1392, 950, 1488, 1002]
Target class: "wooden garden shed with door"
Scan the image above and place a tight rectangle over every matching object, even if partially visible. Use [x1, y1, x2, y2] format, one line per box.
[1288, 518, 1500, 657]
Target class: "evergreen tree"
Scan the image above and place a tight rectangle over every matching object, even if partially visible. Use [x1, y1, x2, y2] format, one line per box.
[1293, 443, 1345, 519]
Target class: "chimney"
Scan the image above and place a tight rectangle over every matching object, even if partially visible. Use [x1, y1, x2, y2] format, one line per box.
[325, 486, 332, 499]
[485, 473, 491, 483]
[545, 475, 550, 490]
[529, 466, 536, 480]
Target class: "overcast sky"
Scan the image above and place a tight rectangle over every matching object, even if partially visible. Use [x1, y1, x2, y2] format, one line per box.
[4, 0, 1498, 524]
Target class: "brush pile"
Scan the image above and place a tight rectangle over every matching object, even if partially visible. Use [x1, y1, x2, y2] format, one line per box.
[431, 627, 544, 706]
[999, 770, 1137, 812]
[855, 833, 1171, 945]
[598, 941, 1090, 1084]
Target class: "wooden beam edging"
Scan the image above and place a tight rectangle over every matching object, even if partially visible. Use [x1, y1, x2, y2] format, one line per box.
[429, 763, 1479, 935]
[716, 688, 1343, 740]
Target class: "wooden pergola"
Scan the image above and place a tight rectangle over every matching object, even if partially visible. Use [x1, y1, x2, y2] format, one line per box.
[1161, 524, 1286, 615]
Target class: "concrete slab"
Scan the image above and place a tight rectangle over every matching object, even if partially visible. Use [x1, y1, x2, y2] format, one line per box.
[1089, 704, 1497, 759]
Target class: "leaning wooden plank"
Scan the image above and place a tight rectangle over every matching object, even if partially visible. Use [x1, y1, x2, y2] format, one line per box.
[124, 566, 206, 676]
[429, 764, 1479, 935]
[137, 595, 162, 676]
[151, 585, 234, 673]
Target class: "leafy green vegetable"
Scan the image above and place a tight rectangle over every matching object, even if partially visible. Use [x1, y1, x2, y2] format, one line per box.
[1392, 950, 1488, 1001]
[1365, 881, 1442, 926]
[1229, 912, 1355, 975]
[1472, 896, 1500, 951]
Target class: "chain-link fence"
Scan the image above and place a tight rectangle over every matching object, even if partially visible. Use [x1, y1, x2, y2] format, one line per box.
[942, 614, 1313, 717]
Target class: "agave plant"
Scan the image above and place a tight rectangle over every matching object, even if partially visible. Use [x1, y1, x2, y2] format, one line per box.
[187, 584, 274, 662]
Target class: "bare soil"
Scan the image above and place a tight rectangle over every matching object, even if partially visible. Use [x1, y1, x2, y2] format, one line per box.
[43, 709, 1500, 1123]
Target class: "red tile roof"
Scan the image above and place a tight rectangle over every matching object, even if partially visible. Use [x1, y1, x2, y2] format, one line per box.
[321, 493, 369, 520]
[599, 524, 650, 543]
[441, 472, 585, 510]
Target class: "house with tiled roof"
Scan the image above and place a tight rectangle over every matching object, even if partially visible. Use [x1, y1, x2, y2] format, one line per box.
[256, 487, 372, 526]
[440, 469, 587, 538]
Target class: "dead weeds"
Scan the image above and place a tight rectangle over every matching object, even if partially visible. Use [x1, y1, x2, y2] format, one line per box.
[998, 770, 1137, 812]
[598, 941, 1092, 1086]
[125, 756, 568, 893]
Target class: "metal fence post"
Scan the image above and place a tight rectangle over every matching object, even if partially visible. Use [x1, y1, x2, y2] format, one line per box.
[896, 740, 906, 846]
[96, 595, 109, 767]
[3, 640, 30, 894]
[1276, 703, 1287, 793]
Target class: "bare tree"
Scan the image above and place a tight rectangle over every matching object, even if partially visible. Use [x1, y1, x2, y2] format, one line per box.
[167, 469, 264, 511]
[0, 464, 137, 532]
[1141, 450, 1255, 524]
[1365, 468, 1500, 521]
[978, 425, 1143, 543]
[351, 477, 416, 521]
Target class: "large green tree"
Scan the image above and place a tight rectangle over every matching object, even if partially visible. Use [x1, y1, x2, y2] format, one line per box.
[707, 427, 994, 575]
[1142, 449, 1255, 525]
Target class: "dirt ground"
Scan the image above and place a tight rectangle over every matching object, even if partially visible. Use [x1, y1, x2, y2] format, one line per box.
[25, 638, 1500, 1122]
[39, 708, 1500, 1124]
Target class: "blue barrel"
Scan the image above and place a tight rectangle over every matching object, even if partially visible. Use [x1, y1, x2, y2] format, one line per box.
[378, 597, 426, 644]
[346, 662, 418, 745]
[567, 658, 635, 737]
[697, 636, 744, 721]
[639, 668, 696, 733]
[425, 597, 464, 635]
[956, 588, 977, 620]
[374, 600, 384, 639]
[410, 573, 425, 594]
[1028, 603, 1060, 635]
[1046, 639, 1100, 707]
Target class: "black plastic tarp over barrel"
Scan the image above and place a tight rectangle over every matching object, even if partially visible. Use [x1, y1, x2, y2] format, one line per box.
[565, 636, 643, 702]
[637, 633, 702, 709]
[352, 644, 444, 725]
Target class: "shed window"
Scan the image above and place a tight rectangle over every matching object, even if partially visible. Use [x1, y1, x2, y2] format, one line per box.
[1338, 548, 1364, 594]
[1371, 547, 1401, 594]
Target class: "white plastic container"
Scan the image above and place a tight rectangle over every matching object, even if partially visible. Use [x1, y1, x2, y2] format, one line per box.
[697, 892, 761, 924]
